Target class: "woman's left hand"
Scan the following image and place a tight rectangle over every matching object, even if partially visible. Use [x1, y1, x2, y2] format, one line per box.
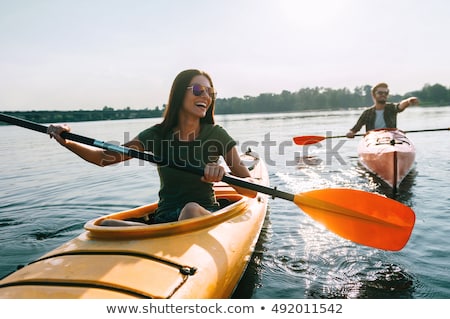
[201, 162, 225, 183]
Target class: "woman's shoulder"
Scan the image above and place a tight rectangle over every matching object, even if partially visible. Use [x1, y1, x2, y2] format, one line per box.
[138, 123, 163, 140]
[202, 124, 236, 146]
[201, 124, 230, 137]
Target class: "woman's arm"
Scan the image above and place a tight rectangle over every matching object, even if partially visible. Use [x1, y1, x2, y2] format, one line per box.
[47, 124, 144, 166]
[223, 146, 258, 198]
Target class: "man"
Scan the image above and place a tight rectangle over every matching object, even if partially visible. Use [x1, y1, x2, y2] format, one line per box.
[346, 83, 419, 138]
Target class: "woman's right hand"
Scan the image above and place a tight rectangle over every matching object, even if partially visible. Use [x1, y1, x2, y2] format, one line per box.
[47, 124, 71, 146]
[201, 162, 225, 183]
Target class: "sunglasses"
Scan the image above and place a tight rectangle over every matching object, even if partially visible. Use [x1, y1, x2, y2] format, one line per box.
[375, 90, 389, 95]
[187, 84, 217, 99]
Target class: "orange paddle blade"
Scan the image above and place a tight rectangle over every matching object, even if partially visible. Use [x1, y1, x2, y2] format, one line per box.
[294, 189, 415, 251]
[293, 135, 325, 145]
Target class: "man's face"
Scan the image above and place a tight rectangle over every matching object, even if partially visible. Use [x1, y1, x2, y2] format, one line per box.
[373, 88, 389, 104]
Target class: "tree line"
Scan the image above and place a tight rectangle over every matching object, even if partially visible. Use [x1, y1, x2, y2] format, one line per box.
[2, 83, 449, 124]
[214, 83, 449, 114]
[1, 106, 163, 124]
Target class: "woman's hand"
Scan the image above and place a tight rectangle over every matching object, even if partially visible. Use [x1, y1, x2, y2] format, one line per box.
[47, 124, 71, 146]
[201, 162, 225, 183]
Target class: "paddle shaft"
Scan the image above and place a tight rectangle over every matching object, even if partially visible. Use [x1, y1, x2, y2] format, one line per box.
[0, 113, 295, 202]
[293, 127, 450, 145]
[402, 128, 449, 133]
[321, 127, 448, 139]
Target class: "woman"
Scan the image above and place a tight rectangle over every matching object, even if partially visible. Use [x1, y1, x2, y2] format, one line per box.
[48, 69, 256, 224]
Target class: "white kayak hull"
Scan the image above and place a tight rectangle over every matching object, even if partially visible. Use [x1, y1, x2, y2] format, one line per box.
[358, 129, 416, 189]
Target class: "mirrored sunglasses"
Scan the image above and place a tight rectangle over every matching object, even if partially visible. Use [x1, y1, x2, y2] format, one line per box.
[187, 84, 217, 99]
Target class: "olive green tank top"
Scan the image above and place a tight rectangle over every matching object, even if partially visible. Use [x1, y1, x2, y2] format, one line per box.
[138, 124, 236, 212]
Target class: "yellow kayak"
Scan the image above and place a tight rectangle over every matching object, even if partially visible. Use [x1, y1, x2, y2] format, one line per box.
[0, 151, 269, 299]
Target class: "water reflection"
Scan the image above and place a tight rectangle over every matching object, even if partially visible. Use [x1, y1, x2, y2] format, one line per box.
[303, 250, 416, 299]
[357, 163, 417, 202]
[265, 154, 417, 299]
[357, 263, 416, 298]
[295, 155, 323, 169]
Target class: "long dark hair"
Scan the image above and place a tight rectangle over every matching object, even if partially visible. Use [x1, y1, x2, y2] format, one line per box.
[160, 69, 216, 136]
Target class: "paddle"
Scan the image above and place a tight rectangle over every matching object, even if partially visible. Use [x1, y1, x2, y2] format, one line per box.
[0, 113, 415, 251]
[293, 127, 450, 145]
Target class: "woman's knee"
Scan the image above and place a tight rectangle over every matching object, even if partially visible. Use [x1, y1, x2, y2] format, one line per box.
[179, 202, 211, 220]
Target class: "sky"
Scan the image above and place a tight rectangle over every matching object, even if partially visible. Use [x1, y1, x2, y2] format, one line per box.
[1, 0, 449, 111]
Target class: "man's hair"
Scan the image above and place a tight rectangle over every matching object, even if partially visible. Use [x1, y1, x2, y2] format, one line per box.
[371, 82, 389, 96]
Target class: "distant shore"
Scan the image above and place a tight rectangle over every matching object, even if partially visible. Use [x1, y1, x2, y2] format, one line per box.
[2, 82, 449, 124]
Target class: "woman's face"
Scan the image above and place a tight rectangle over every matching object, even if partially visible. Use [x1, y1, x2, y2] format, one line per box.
[181, 75, 214, 119]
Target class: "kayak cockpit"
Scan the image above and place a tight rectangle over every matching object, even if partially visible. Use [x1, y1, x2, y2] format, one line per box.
[84, 191, 248, 239]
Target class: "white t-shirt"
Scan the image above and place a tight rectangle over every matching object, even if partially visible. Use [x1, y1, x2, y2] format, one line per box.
[374, 109, 386, 129]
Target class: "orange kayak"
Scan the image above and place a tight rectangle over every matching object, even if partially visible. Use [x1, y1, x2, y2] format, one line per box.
[357, 129, 415, 189]
[0, 151, 269, 299]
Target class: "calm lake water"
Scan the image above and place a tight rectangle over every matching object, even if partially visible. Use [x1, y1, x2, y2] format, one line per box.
[1, 106, 449, 299]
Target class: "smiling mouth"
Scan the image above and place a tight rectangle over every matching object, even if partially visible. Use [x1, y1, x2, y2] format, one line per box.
[196, 102, 207, 109]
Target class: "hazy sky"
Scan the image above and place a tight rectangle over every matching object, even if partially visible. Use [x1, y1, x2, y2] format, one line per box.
[1, 0, 449, 111]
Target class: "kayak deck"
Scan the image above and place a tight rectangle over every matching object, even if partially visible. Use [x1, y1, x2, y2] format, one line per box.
[0, 152, 269, 299]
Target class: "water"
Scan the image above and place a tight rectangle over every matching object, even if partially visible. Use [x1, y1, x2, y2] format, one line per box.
[1, 106, 449, 299]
